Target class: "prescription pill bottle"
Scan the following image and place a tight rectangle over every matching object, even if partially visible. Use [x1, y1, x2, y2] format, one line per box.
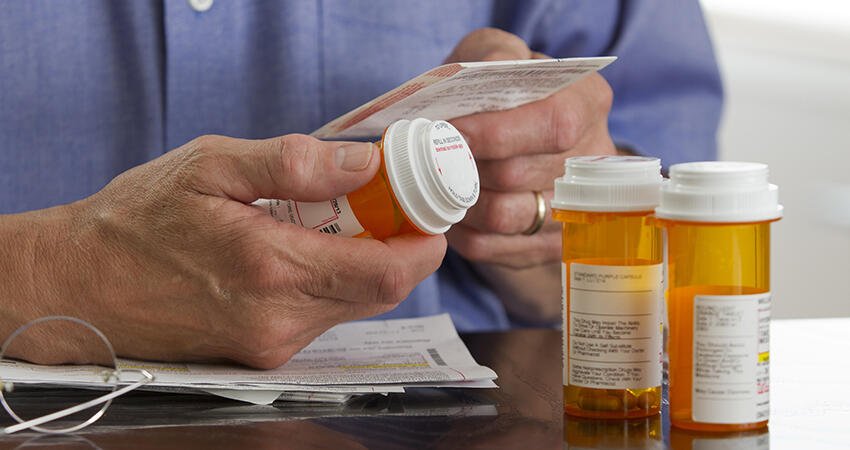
[655, 162, 782, 432]
[553, 156, 664, 419]
[256, 118, 479, 239]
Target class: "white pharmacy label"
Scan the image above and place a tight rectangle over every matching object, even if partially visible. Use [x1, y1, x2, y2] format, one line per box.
[692, 293, 771, 424]
[254, 196, 366, 237]
[567, 263, 663, 390]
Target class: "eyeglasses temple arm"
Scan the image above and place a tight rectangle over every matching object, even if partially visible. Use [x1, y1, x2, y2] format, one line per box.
[2, 369, 154, 435]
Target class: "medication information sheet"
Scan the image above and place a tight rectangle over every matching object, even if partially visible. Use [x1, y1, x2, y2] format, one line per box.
[0, 314, 496, 391]
[313, 57, 616, 139]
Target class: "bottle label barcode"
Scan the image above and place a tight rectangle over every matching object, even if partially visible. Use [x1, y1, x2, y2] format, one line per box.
[253, 196, 365, 237]
[427, 348, 446, 366]
[319, 222, 342, 235]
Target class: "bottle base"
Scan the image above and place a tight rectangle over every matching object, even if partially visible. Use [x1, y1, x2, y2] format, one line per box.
[564, 405, 661, 420]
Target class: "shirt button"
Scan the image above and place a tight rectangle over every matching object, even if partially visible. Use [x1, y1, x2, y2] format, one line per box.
[188, 0, 213, 12]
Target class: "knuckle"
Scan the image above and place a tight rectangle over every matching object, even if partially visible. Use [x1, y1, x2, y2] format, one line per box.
[456, 232, 493, 262]
[549, 101, 582, 152]
[375, 261, 409, 305]
[490, 160, 528, 191]
[277, 133, 315, 156]
[191, 134, 225, 153]
[480, 198, 516, 234]
[484, 126, 512, 157]
[187, 134, 229, 168]
[591, 74, 614, 112]
[275, 134, 319, 193]
[178, 134, 230, 186]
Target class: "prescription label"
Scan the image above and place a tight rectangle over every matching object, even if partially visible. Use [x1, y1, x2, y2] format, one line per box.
[255, 197, 366, 237]
[692, 293, 771, 424]
[567, 263, 663, 390]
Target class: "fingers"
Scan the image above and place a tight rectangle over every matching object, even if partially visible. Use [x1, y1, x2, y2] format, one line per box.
[441, 31, 614, 271]
[446, 224, 561, 269]
[476, 153, 568, 192]
[278, 228, 447, 306]
[178, 133, 380, 203]
[444, 28, 532, 63]
[451, 73, 613, 160]
[216, 227, 447, 368]
[462, 189, 559, 235]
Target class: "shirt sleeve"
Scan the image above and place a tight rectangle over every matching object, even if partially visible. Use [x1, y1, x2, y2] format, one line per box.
[503, 0, 724, 167]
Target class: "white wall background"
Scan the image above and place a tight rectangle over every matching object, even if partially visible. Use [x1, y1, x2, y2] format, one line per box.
[700, 0, 850, 318]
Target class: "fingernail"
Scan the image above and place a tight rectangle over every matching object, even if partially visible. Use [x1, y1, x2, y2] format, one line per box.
[336, 142, 374, 171]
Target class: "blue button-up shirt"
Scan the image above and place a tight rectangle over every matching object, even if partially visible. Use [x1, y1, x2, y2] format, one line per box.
[0, 0, 722, 331]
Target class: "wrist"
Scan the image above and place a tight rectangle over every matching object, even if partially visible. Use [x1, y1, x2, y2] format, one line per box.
[0, 208, 57, 337]
[0, 201, 97, 325]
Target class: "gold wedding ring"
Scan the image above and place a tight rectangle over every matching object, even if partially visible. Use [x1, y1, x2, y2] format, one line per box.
[523, 191, 547, 236]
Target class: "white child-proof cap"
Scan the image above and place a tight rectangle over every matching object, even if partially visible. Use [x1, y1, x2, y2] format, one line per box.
[382, 118, 480, 234]
[552, 156, 663, 212]
[655, 161, 783, 223]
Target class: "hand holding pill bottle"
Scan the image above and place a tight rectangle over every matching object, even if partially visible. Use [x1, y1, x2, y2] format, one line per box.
[656, 162, 781, 432]
[255, 118, 479, 239]
[553, 156, 664, 419]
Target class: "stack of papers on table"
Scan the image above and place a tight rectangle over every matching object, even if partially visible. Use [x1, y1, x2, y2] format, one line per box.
[0, 314, 497, 405]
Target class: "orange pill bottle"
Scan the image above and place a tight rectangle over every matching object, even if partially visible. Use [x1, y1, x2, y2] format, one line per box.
[656, 162, 782, 432]
[553, 156, 664, 419]
[256, 118, 479, 239]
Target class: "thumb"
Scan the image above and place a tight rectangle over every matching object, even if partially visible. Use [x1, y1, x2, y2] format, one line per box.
[444, 28, 532, 63]
[183, 133, 379, 203]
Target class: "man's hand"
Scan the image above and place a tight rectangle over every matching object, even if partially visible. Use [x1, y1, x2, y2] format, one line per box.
[445, 28, 617, 322]
[0, 134, 446, 368]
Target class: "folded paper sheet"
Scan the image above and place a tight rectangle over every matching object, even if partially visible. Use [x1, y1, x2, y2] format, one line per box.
[312, 57, 616, 140]
[0, 314, 497, 405]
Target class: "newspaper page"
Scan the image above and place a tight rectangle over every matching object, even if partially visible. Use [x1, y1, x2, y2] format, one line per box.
[312, 57, 616, 139]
